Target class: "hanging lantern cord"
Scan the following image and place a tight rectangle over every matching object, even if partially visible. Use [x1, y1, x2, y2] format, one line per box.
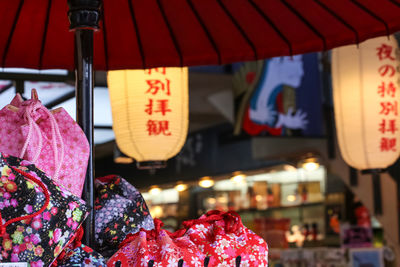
[349, 167, 358, 187]
[361, 168, 385, 215]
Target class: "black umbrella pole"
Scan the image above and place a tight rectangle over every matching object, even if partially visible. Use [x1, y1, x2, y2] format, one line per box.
[68, 0, 101, 248]
[75, 29, 95, 247]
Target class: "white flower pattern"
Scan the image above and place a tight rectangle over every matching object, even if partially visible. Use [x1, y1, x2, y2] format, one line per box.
[191, 256, 202, 267]
[241, 260, 250, 267]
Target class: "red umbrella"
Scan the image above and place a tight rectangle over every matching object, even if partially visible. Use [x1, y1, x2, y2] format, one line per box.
[1, 0, 400, 247]
[1, 0, 400, 70]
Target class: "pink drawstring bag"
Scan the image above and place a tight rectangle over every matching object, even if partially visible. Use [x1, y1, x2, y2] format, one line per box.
[0, 89, 89, 196]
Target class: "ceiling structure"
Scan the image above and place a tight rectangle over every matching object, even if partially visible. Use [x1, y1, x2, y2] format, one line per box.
[0, 67, 234, 158]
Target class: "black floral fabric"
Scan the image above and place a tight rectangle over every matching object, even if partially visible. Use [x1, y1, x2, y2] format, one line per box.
[0, 153, 89, 266]
[57, 244, 106, 267]
[94, 175, 154, 257]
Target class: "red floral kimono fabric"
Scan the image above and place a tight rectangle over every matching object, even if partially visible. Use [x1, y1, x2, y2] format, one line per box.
[108, 210, 268, 267]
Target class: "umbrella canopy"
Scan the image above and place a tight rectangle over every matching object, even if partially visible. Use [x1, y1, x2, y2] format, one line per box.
[1, 0, 400, 70]
[3, 0, 400, 250]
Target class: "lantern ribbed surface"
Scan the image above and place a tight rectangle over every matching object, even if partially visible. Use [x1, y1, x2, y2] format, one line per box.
[332, 36, 400, 170]
[108, 67, 188, 162]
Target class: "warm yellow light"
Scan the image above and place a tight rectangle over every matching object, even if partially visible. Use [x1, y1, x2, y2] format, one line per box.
[150, 205, 163, 218]
[299, 156, 320, 171]
[283, 165, 297, 172]
[207, 198, 216, 205]
[199, 177, 214, 188]
[332, 36, 400, 169]
[231, 173, 246, 184]
[217, 196, 228, 203]
[108, 67, 189, 163]
[287, 195, 297, 202]
[149, 186, 162, 195]
[302, 161, 320, 171]
[175, 183, 188, 192]
[114, 156, 134, 164]
[255, 195, 263, 202]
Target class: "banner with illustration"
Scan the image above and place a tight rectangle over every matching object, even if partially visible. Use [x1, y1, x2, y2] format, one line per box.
[233, 53, 323, 137]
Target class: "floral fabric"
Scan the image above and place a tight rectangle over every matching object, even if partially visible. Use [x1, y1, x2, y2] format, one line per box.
[56, 244, 106, 267]
[21, 107, 90, 197]
[95, 175, 154, 257]
[108, 211, 269, 267]
[182, 210, 269, 267]
[107, 220, 204, 267]
[0, 91, 90, 196]
[0, 153, 89, 266]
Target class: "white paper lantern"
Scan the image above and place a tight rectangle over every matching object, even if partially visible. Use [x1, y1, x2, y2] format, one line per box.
[332, 36, 400, 170]
[108, 67, 188, 166]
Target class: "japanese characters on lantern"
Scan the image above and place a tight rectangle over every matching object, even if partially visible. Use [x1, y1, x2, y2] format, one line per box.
[144, 68, 173, 137]
[108, 67, 188, 163]
[376, 44, 398, 152]
[332, 35, 400, 170]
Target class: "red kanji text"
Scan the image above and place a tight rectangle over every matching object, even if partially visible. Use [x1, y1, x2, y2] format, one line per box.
[145, 79, 171, 96]
[378, 64, 396, 77]
[145, 99, 153, 115]
[145, 68, 166, 75]
[377, 81, 397, 98]
[144, 99, 171, 116]
[380, 101, 398, 116]
[380, 137, 397, 152]
[147, 120, 172, 136]
[378, 119, 398, 134]
[376, 44, 395, 61]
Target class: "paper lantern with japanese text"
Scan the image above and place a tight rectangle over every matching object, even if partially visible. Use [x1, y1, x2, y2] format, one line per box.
[332, 36, 400, 170]
[108, 67, 188, 166]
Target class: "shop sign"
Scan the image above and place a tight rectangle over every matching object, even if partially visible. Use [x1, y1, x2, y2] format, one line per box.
[340, 225, 373, 248]
[233, 53, 323, 137]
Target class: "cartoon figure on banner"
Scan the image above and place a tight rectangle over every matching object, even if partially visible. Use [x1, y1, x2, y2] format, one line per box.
[233, 55, 309, 136]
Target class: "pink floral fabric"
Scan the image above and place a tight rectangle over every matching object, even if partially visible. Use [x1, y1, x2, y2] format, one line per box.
[0, 92, 89, 196]
[21, 107, 89, 196]
[0, 97, 24, 158]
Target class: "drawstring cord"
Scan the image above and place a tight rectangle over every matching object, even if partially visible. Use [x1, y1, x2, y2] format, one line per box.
[18, 99, 64, 181]
[181, 210, 241, 235]
[117, 211, 243, 267]
[120, 210, 241, 247]
[19, 101, 43, 163]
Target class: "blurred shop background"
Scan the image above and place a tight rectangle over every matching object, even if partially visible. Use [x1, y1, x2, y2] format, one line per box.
[1, 50, 398, 266]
